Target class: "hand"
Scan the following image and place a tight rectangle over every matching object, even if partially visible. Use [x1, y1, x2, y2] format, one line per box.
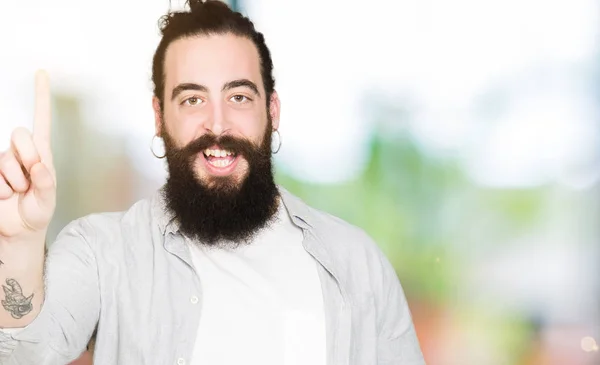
[0, 70, 56, 240]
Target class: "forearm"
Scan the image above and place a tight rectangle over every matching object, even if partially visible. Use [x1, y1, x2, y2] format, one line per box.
[0, 221, 101, 363]
[0, 234, 46, 328]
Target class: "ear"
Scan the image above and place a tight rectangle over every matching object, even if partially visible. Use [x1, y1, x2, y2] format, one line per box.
[152, 97, 163, 136]
[269, 91, 281, 131]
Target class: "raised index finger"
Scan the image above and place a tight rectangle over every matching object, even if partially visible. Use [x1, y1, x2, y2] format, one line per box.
[32, 70, 52, 164]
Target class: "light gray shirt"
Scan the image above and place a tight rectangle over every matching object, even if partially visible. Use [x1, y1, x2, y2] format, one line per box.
[0, 186, 425, 365]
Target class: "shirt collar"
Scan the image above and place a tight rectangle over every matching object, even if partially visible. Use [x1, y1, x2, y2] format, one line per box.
[151, 186, 178, 236]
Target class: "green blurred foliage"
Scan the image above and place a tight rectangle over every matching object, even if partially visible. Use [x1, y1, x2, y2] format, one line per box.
[275, 128, 549, 306]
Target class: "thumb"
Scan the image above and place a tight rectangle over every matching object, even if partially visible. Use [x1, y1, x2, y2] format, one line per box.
[29, 161, 56, 209]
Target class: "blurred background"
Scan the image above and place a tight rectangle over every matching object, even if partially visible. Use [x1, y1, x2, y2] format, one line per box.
[1, 0, 599, 363]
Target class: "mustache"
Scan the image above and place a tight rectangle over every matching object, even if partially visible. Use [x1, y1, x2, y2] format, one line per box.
[166, 133, 270, 161]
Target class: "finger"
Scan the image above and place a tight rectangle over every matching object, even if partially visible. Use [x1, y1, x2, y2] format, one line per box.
[0, 151, 13, 199]
[0, 150, 30, 193]
[32, 70, 53, 169]
[11, 127, 40, 174]
[0, 171, 13, 199]
[29, 162, 55, 209]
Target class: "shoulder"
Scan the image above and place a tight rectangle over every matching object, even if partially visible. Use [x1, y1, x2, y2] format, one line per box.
[279, 186, 388, 269]
[280, 187, 401, 304]
[53, 195, 157, 249]
[312, 206, 376, 251]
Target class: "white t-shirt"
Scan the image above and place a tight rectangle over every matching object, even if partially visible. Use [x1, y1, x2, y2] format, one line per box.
[188, 204, 327, 365]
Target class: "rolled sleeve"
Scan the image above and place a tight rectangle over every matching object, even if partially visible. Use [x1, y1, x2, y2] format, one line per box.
[0, 218, 101, 364]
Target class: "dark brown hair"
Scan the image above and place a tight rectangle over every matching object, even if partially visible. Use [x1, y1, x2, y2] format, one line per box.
[152, 0, 275, 109]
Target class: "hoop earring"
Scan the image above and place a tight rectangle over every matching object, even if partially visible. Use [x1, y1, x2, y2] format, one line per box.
[151, 135, 166, 159]
[272, 129, 282, 154]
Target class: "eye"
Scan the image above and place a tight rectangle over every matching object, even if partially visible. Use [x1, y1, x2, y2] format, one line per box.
[182, 97, 203, 106]
[230, 95, 250, 103]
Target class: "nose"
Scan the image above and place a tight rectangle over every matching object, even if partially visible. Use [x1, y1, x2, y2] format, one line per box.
[201, 101, 229, 136]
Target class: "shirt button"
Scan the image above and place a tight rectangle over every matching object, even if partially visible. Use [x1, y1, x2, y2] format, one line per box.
[190, 295, 199, 304]
[177, 358, 185, 365]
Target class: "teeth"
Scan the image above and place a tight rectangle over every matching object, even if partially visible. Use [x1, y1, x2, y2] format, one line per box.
[203, 148, 233, 157]
[208, 159, 233, 168]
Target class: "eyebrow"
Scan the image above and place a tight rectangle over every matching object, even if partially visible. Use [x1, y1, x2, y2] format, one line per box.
[171, 83, 208, 101]
[170, 79, 261, 102]
[222, 79, 260, 97]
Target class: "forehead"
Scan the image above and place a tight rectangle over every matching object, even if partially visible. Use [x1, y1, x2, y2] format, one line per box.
[164, 33, 262, 90]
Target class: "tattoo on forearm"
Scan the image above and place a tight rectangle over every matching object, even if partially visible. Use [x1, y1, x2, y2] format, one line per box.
[0, 259, 3, 267]
[2, 279, 34, 319]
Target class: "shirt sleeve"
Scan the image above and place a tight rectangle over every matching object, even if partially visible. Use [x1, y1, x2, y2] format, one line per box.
[375, 247, 426, 365]
[0, 218, 101, 365]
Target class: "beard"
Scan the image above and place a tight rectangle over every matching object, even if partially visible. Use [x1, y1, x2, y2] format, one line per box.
[161, 117, 280, 248]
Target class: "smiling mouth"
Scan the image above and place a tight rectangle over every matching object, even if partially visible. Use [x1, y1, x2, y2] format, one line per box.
[202, 147, 238, 168]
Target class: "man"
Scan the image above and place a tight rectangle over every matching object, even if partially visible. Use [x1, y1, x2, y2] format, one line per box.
[0, 1, 425, 364]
